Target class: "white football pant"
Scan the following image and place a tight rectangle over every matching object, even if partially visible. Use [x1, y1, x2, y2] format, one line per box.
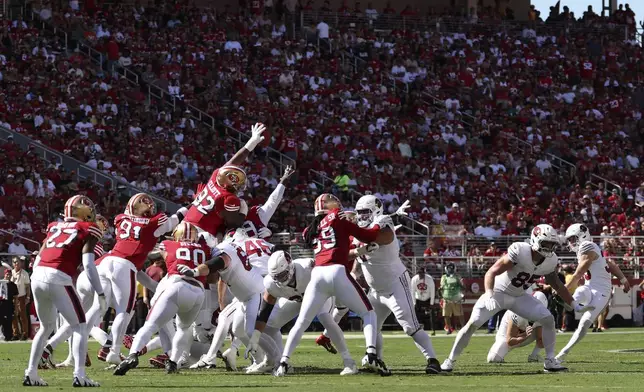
[558, 285, 610, 357]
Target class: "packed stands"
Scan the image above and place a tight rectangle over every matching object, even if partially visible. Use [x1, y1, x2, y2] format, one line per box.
[1, 2, 642, 270]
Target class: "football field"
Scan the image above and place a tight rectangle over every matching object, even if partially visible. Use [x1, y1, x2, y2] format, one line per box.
[1, 329, 643, 391]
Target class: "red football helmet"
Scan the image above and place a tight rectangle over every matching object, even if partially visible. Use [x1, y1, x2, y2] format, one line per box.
[63, 195, 96, 222]
[125, 193, 157, 217]
[314, 193, 342, 216]
[216, 165, 247, 193]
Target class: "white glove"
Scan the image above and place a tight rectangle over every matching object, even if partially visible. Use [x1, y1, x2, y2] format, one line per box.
[177, 264, 198, 278]
[483, 293, 499, 312]
[373, 214, 394, 230]
[98, 294, 108, 315]
[394, 200, 411, 216]
[257, 227, 272, 239]
[245, 330, 262, 359]
[244, 122, 266, 152]
[366, 243, 379, 254]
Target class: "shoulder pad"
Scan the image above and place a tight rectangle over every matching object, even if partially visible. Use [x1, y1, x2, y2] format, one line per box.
[507, 242, 524, 265]
[578, 241, 599, 256]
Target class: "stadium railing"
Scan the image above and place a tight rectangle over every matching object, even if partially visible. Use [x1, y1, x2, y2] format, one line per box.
[270, 232, 644, 276]
[0, 231, 41, 252]
[0, 126, 180, 213]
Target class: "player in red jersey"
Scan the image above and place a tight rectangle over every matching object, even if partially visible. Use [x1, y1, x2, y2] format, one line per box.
[86, 193, 188, 364]
[184, 122, 267, 245]
[24, 195, 106, 388]
[42, 214, 115, 369]
[274, 194, 394, 377]
[113, 222, 209, 376]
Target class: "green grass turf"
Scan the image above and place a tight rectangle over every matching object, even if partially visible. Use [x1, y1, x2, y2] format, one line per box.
[1, 329, 643, 391]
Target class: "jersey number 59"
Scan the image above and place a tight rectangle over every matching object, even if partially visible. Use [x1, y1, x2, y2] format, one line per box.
[314, 227, 336, 255]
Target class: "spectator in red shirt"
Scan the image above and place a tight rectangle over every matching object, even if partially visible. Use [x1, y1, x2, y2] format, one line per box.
[446, 202, 463, 225]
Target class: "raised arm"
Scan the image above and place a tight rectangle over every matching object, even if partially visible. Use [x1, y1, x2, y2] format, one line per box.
[257, 166, 294, 224]
[153, 207, 189, 237]
[226, 123, 266, 166]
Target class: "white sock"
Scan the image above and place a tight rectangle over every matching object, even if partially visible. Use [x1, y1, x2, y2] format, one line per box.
[411, 329, 437, 359]
[71, 323, 87, 378]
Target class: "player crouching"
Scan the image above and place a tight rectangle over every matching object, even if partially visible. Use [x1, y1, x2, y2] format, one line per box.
[113, 222, 208, 376]
[487, 291, 548, 363]
[24, 196, 106, 387]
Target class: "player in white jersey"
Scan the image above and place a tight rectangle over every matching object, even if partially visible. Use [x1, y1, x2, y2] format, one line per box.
[243, 251, 357, 374]
[352, 195, 441, 374]
[556, 223, 630, 361]
[184, 230, 266, 369]
[442, 224, 576, 373]
[487, 291, 548, 363]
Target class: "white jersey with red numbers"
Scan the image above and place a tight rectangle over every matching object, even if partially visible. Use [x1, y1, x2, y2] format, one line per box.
[241, 183, 286, 237]
[264, 258, 314, 302]
[494, 242, 559, 297]
[237, 237, 274, 277]
[184, 169, 241, 236]
[216, 242, 264, 302]
[578, 241, 612, 293]
[108, 213, 171, 271]
[36, 220, 102, 283]
[359, 214, 406, 294]
[162, 240, 211, 286]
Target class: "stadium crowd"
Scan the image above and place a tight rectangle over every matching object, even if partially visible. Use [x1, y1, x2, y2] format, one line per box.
[0, 0, 643, 260]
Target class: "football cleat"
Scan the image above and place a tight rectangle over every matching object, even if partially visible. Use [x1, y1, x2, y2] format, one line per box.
[113, 354, 139, 376]
[73, 375, 100, 387]
[189, 356, 217, 369]
[273, 362, 293, 377]
[97, 347, 109, 362]
[56, 358, 74, 368]
[425, 358, 442, 374]
[340, 361, 359, 376]
[122, 335, 134, 350]
[245, 359, 274, 374]
[361, 353, 391, 377]
[105, 351, 124, 365]
[23, 375, 48, 386]
[315, 334, 337, 354]
[149, 354, 169, 369]
[544, 358, 568, 373]
[40, 345, 55, 369]
[165, 360, 178, 374]
[222, 348, 238, 371]
[528, 354, 543, 363]
[440, 358, 455, 372]
[177, 352, 189, 369]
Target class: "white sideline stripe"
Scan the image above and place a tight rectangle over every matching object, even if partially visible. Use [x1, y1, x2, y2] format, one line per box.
[2, 329, 644, 344]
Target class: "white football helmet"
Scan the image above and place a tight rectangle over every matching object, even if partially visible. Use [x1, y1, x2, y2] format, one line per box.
[355, 195, 384, 228]
[564, 223, 592, 253]
[268, 251, 293, 284]
[529, 224, 560, 258]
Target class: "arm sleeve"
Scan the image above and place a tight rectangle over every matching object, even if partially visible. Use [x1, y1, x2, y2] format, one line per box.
[136, 270, 159, 292]
[258, 184, 285, 225]
[344, 219, 379, 244]
[153, 207, 188, 237]
[82, 253, 104, 296]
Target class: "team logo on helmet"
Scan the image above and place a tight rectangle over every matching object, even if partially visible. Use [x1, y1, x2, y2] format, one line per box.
[217, 166, 247, 193]
[64, 195, 96, 222]
[125, 193, 157, 217]
[532, 226, 541, 236]
[172, 222, 199, 242]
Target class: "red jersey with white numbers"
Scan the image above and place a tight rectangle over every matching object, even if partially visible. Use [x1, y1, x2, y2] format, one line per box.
[109, 213, 168, 270]
[313, 208, 379, 269]
[184, 168, 241, 236]
[162, 240, 210, 285]
[242, 205, 267, 238]
[39, 220, 103, 277]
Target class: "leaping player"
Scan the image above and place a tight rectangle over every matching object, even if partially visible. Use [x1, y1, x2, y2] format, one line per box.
[556, 223, 630, 361]
[183, 122, 268, 245]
